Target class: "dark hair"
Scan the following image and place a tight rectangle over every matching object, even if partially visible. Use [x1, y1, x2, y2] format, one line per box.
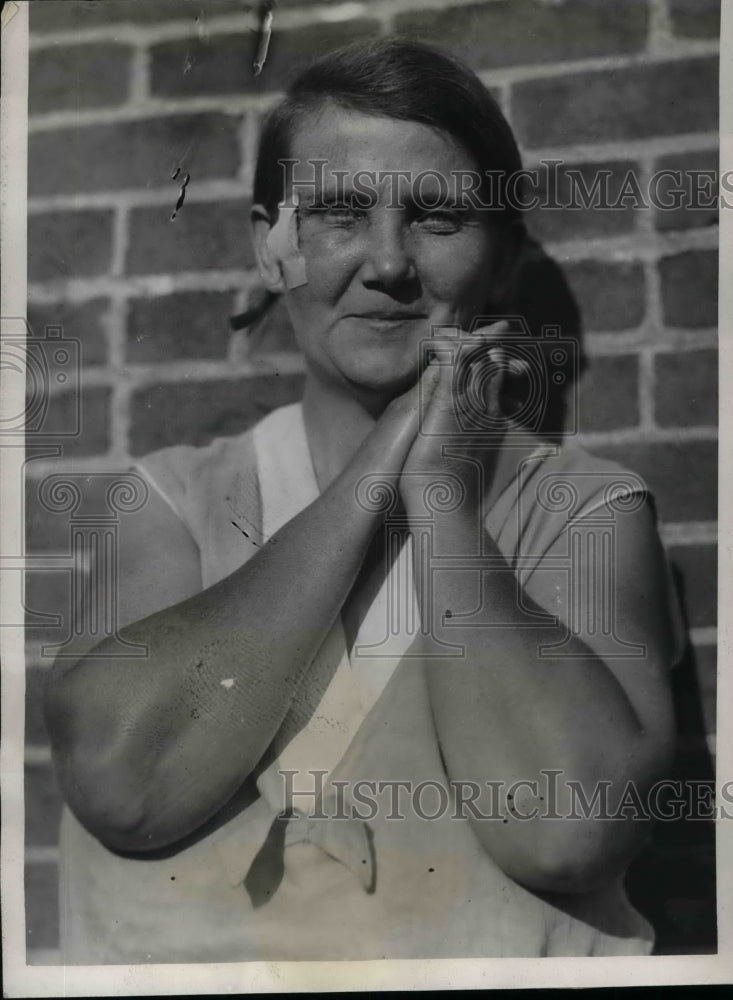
[253, 37, 523, 222]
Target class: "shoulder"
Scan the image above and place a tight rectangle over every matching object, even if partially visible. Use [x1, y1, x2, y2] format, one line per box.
[528, 439, 651, 526]
[508, 437, 686, 671]
[133, 403, 302, 494]
[131, 402, 304, 561]
[134, 428, 257, 512]
[488, 433, 651, 553]
[132, 420, 269, 544]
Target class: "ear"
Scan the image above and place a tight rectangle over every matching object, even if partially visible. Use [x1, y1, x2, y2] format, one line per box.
[251, 203, 285, 293]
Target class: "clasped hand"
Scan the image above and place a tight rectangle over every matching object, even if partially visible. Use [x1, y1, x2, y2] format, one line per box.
[397, 320, 511, 516]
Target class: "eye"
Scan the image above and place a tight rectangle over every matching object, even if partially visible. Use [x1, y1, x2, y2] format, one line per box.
[413, 209, 466, 233]
[326, 205, 364, 224]
[302, 203, 366, 227]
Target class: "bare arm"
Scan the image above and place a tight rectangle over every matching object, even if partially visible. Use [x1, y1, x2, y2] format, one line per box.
[401, 339, 677, 893]
[45, 382, 429, 854]
[413, 494, 676, 894]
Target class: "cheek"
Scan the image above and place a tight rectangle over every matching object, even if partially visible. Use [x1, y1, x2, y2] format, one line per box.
[417, 233, 496, 311]
[293, 231, 360, 306]
[282, 235, 357, 357]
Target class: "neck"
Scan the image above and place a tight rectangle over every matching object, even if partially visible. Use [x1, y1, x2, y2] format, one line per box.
[300, 372, 548, 504]
[301, 373, 386, 492]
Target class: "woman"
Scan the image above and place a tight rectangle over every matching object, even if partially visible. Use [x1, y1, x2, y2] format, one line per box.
[45, 39, 685, 962]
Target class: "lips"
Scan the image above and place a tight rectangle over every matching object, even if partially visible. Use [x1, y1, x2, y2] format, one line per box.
[346, 311, 425, 321]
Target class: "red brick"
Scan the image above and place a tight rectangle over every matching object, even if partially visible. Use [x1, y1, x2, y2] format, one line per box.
[654, 349, 718, 428]
[25, 764, 64, 847]
[125, 200, 254, 276]
[668, 543, 717, 629]
[30, 0, 253, 31]
[653, 150, 719, 233]
[25, 480, 68, 555]
[25, 861, 59, 950]
[510, 57, 718, 149]
[25, 568, 72, 654]
[29, 43, 131, 115]
[25, 667, 50, 746]
[394, 0, 648, 71]
[41, 386, 112, 457]
[25, 468, 123, 554]
[669, 0, 720, 38]
[127, 291, 235, 362]
[28, 210, 114, 282]
[659, 250, 718, 329]
[575, 354, 639, 433]
[27, 299, 109, 367]
[129, 374, 305, 454]
[22, 385, 110, 456]
[150, 20, 379, 98]
[590, 440, 717, 523]
[525, 159, 640, 243]
[30, 114, 241, 198]
[563, 261, 646, 332]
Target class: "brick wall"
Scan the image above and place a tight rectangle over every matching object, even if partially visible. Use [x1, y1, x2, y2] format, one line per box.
[24, 0, 719, 961]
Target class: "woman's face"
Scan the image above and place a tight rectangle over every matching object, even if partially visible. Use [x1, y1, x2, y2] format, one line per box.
[258, 105, 509, 402]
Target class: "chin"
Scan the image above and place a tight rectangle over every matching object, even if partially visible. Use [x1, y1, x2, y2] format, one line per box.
[339, 359, 418, 399]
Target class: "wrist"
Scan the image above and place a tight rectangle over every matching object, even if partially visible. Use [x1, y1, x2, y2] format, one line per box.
[401, 460, 480, 521]
[326, 462, 387, 536]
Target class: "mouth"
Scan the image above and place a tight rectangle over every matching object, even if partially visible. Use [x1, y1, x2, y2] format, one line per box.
[346, 312, 426, 324]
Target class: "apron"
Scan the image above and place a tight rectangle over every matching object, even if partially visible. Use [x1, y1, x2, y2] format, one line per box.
[59, 404, 657, 963]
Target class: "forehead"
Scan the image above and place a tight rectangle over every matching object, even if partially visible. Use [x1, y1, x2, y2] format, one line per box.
[287, 104, 478, 184]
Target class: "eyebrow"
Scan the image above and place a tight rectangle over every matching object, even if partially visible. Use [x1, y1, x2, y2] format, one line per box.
[294, 180, 370, 203]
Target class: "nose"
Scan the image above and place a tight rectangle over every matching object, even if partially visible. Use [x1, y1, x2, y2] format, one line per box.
[359, 211, 416, 291]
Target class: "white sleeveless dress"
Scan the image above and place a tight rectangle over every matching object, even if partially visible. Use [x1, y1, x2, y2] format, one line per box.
[58, 403, 686, 963]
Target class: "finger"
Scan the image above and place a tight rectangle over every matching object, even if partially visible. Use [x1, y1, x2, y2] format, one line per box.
[376, 366, 440, 467]
[465, 350, 505, 423]
[414, 357, 455, 441]
[471, 323, 535, 380]
[470, 319, 510, 344]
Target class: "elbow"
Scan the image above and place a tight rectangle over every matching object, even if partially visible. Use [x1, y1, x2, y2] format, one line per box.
[525, 732, 676, 893]
[473, 773, 658, 895]
[51, 742, 154, 853]
[516, 817, 650, 894]
[470, 809, 649, 896]
[44, 674, 153, 853]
